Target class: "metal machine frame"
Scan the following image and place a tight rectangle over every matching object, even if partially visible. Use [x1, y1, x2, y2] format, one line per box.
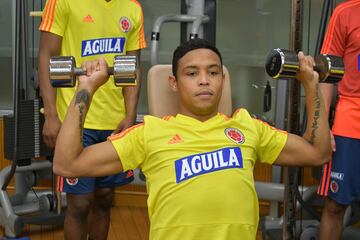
[0, 0, 65, 237]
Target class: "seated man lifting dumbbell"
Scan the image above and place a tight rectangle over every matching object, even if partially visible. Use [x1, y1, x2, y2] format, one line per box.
[53, 38, 332, 240]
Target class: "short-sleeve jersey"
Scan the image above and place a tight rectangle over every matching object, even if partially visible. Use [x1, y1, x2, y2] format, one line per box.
[39, 0, 146, 129]
[109, 109, 288, 240]
[320, 0, 360, 138]
[321, 0, 360, 97]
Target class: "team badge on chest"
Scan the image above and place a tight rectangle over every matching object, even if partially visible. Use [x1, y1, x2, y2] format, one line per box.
[119, 17, 131, 33]
[225, 128, 245, 144]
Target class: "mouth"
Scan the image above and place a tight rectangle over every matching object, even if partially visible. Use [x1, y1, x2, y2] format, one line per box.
[195, 90, 213, 97]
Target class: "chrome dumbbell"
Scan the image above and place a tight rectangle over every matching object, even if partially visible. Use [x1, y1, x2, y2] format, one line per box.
[49, 55, 137, 87]
[265, 48, 344, 83]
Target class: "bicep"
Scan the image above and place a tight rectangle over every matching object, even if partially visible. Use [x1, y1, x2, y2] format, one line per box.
[274, 133, 322, 166]
[39, 32, 62, 56]
[71, 141, 124, 177]
[38, 32, 62, 90]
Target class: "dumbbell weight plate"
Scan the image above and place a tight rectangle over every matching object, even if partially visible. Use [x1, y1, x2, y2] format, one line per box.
[315, 54, 344, 83]
[49, 56, 77, 87]
[265, 48, 299, 79]
[113, 55, 137, 86]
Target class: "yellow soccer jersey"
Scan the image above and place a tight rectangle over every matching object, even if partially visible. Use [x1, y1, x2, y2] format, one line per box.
[39, 0, 146, 129]
[109, 109, 288, 240]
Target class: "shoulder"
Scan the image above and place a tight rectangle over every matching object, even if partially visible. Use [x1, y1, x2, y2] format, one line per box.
[143, 115, 174, 124]
[120, 0, 143, 11]
[108, 122, 145, 141]
[232, 108, 253, 120]
[332, 1, 360, 17]
[117, 0, 144, 24]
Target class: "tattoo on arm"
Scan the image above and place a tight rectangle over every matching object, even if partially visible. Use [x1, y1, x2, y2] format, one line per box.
[309, 84, 321, 144]
[75, 89, 90, 143]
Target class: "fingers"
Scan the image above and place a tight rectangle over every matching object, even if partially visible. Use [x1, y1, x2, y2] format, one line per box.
[43, 136, 52, 149]
[99, 56, 108, 71]
[49, 136, 57, 149]
[112, 123, 124, 135]
[43, 132, 57, 149]
[81, 59, 100, 76]
[298, 51, 315, 69]
[80, 57, 109, 78]
[78, 58, 109, 91]
[296, 51, 319, 85]
[330, 130, 336, 152]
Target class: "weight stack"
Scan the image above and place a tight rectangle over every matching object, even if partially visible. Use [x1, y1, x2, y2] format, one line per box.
[3, 99, 53, 165]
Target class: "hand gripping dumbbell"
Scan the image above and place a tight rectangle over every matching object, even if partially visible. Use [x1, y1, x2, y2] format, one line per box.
[265, 48, 344, 83]
[49, 55, 137, 87]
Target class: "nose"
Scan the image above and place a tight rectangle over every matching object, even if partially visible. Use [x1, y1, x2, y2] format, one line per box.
[198, 71, 209, 86]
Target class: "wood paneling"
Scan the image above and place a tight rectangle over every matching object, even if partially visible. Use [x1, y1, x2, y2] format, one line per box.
[0, 118, 9, 169]
[254, 162, 319, 186]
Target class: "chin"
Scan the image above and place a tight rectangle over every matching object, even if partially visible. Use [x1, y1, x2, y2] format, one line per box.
[195, 106, 217, 116]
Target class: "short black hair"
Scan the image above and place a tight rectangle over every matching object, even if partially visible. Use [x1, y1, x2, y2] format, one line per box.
[172, 38, 223, 77]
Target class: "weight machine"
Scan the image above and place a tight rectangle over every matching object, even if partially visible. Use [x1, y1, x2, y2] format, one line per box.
[0, 0, 65, 238]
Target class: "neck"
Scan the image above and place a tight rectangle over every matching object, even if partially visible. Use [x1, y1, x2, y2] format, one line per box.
[179, 109, 218, 122]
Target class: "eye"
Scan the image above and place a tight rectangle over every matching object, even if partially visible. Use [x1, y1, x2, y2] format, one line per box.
[186, 71, 197, 76]
[209, 70, 219, 76]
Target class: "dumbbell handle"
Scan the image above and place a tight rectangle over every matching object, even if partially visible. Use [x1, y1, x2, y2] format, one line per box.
[73, 66, 114, 76]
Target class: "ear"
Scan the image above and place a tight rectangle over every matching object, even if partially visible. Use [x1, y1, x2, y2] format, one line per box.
[220, 67, 226, 85]
[168, 75, 178, 92]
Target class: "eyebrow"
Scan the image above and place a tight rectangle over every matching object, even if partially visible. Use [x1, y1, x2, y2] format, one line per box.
[183, 64, 221, 70]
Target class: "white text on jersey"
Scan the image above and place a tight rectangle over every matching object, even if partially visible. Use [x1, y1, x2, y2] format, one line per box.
[82, 37, 125, 57]
[174, 147, 243, 183]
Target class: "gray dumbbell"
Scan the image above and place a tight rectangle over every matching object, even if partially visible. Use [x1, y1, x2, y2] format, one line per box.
[49, 55, 137, 87]
[265, 48, 344, 83]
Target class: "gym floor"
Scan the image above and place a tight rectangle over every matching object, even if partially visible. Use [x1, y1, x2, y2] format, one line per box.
[0, 185, 266, 239]
[0, 205, 149, 240]
[0, 204, 265, 239]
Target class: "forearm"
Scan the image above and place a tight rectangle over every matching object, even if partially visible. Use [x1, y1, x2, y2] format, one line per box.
[319, 83, 335, 115]
[38, 32, 62, 118]
[302, 82, 331, 161]
[122, 50, 141, 121]
[39, 51, 57, 118]
[122, 74, 141, 120]
[53, 86, 93, 175]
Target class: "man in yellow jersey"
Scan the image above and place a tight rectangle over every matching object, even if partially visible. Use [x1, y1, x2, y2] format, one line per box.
[53, 38, 331, 240]
[38, 0, 146, 239]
